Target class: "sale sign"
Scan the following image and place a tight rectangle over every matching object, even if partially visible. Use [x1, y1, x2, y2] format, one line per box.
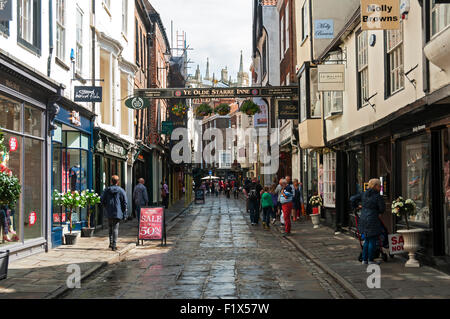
[388, 234, 405, 255]
[139, 207, 164, 240]
[9, 137, 18, 152]
[28, 211, 37, 227]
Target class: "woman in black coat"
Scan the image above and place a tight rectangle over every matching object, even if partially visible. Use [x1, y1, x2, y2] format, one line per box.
[350, 179, 385, 265]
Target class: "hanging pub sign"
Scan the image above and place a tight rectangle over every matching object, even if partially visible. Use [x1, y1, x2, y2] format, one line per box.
[278, 100, 299, 120]
[318, 64, 345, 91]
[74, 86, 103, 102]
[314, 20, 334, 39]
[125, 96, 151, 110]
[361, 0, 400, 30]
[0, 0, 12, 21]
[138, 207, 166, 246]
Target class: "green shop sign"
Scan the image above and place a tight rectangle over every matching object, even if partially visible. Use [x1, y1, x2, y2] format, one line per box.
[125, 96, 151, 110]
[161, 121, 174, 135]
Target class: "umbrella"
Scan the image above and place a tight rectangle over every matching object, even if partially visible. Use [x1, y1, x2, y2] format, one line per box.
[202, 176, 219, 180]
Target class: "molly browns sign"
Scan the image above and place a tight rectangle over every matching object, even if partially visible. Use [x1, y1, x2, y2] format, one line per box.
[361, 0, 400, 30]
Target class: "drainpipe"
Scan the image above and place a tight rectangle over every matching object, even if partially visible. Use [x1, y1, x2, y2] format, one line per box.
[47, 0, 53, 77]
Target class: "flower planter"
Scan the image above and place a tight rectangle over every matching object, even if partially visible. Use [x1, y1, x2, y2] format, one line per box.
[64, 233, 78, 245]
[398, 229, 424, 268]
[81, 227, 95, 238]
[0, 250, 9, 281]
[310, 214, 320, 229]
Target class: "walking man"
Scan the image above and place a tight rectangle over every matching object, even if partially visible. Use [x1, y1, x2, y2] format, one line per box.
[161, 181, 170, 209]
[133, 178, 148, 221]
[244, 178, 263, 226]
[101, 175, 128, 251]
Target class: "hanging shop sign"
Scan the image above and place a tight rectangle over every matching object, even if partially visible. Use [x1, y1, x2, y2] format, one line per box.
[70, 111, 81, 127]
[105, 142, 126, 158]
[161, 121, 174, 135]
[253, 98, 268, 128]
[138, 207, 166, 246]
[74, 86, 103, 103]
[135, 86, 298, 99]
[0, 0, 12, 21]
[318, 64, 345, 91]
[9, 137, 18, 152]
[314, 20, 334, 39]
[125, 96, 151, 110]
[361, 0, 400, 30]
[278, 100, 299, 120]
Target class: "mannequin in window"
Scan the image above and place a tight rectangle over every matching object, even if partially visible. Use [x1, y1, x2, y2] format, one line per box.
[69, 165, 86, 191]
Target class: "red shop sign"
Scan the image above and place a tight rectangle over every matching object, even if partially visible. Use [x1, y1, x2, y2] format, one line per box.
[29, 211, 37, 227]
[9, 137, 18, 152]
[138, 207, 166, 245]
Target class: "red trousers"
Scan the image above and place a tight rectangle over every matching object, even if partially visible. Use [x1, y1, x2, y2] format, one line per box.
[282, 202, 293, 234]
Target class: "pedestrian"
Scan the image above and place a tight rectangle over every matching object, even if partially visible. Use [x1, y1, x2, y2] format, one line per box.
[279, 179, 293, 236]
[101, 175, 128, 251]
[274, 179, 284, 225]
[270, 184, 278, 224]
[244, 177, 263, 226]
[233, 180, 240, 199]
[292, 179, 303, 222]
[350, 178, 385, 265]
[133, 178, 148, 221]
[161, 181, 169, 209]
[261, 186, 274, 230]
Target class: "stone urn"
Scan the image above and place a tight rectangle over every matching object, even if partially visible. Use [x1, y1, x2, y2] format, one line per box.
[398, 229, 424, 268]
[310, 214, 320, 229]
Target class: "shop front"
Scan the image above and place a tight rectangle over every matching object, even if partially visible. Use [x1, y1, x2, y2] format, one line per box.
[0, 53, 61, 259]
[51, 102, 94, 247]
[93, 129, 131, 228]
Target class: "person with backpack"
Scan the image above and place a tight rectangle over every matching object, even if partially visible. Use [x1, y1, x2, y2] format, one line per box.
[279, 179, 294, 236]
[261, 186, 274, 230]
[101, 175, 128, 251]
[133, 178, 148, 221]
[244, 178, 263, 226]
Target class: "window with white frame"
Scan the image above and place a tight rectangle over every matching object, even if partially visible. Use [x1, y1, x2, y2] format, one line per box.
[302, 2, 308, 40]
[76, 8, 83, 73]
[386, 23, 404, 95]
[18, 0, 41, 53]
[323, 152, 336, 208]
[324, 91, 343, 118]
[280, 15, 285, 60]
[300, 69, 307, 122]
[56, 0, 65, 60]
[310, 68, 321, 118]
[431, 1, 450, 36]
[357, 30, 369, 109]
[285, 2, 289, 52]
[122, 0, 128, 34]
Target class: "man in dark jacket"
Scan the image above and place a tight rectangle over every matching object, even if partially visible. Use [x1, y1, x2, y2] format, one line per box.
[244, 178, 263, 226]
[350, 179, 385, 265]
[133, 178, 148, 221]
[101, 175, 128, 251]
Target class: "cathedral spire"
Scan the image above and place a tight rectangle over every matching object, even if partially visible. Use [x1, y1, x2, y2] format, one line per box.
[205, 58, 210, 81]
[239, 50, 244, 73]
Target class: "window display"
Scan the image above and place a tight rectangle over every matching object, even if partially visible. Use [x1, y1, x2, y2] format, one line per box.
[401, 134, 430, 225]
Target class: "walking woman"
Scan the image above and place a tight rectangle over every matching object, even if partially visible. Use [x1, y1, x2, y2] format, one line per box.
[350, 179, 385, 265]
[279, 179, 293, 236]
[270, 184, 278, 225]
[292, 179, 302, 222]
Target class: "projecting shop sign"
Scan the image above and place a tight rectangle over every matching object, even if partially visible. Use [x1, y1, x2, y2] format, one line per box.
[74, 86, 103, 102]
[318, 64, 345, 91]
[314, 20, 334, 39]
[0, 0, 12, 21]
[361, 0, 400, 30]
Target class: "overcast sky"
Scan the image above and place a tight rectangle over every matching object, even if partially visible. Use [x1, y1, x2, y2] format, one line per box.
[150, 0, 253, 82]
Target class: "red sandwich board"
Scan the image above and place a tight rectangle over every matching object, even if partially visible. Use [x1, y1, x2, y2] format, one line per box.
[137, 207, 166, 246]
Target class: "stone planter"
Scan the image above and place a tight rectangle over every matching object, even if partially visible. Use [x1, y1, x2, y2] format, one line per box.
[310, 214, 320, 229]
[64, 233, 79, 245]
[0, 250, 9, 281]
[398, 229, 424, 268]
[81, 227, 95, 238]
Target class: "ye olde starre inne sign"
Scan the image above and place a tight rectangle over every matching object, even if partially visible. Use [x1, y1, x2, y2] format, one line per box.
[361, 0, 400, 30]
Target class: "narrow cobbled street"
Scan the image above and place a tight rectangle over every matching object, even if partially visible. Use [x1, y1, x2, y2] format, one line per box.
[61, 195, 351, 299]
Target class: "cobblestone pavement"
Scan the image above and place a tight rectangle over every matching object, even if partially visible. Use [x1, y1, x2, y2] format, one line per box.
[62, 195, 352, 299]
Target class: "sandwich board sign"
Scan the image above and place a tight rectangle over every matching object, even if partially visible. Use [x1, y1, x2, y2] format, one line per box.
[195, 189, 205, 204]
[138, 207, 166, 246]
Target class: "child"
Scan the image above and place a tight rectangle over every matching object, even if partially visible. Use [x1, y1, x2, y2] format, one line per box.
[261, 186, 274, 230]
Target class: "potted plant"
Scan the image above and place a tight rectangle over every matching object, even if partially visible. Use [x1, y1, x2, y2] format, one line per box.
[392, 197, 424, 267]
[53, 190, 86, 245]
[214, 103, 230, 116]
[240, 100, 261, 116]
[309, 195, 322, 229]
[81, 190, 101, 238]
[195, 103, 213, 118]
[171, 103, 188, 117]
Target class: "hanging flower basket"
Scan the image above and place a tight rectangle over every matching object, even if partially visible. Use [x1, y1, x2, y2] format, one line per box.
[195, 103, 213, 118]
[214, 103, 231, 116]
[240, 100, 261, 116]
[171, 103, 189, 117]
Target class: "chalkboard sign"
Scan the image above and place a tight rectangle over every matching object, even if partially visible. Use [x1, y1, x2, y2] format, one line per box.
[137, 207, 166, 246]
[195, 189, 205, 204]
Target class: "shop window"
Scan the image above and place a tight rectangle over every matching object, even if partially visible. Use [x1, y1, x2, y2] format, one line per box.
[323, 152, 336, 208]
[0, 96, 21, 132]
[23, 137, 43, 240]
[431, 1, 450, 37]
[401, 134, 430, 226]
[24, 104, 42, 137]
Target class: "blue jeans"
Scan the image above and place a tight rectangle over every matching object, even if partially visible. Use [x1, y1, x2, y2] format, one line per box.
[262, 207, 272, 225]
[249, 200, 260, 224]
[362, 236, 378, 262]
